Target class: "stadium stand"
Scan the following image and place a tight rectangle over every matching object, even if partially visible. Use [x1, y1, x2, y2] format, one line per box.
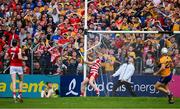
[0, 0, 179, 75]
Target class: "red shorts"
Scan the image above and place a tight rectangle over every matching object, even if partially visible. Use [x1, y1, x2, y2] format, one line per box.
[87, 73, 99, 79]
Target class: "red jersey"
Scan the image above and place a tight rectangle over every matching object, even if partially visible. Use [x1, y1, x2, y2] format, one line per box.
[24, 66, 30, 74]
[58, 38, 70, 45]
[0, 39, 5, 52]
[4, 31, 20, 46]
[69, 18, 81, 24]
[90, 59, 101, 74]
[8, 47, 23, 67]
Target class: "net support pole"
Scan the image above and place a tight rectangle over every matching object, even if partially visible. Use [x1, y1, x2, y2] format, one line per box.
[87, 34, 102, 52]
[31, 43, 40, 74]
[83, 0, 88, 97]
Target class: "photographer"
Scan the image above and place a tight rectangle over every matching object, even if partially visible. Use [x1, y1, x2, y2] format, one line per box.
[41, 82, 59, 98]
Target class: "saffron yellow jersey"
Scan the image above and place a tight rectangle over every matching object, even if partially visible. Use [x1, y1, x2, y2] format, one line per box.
[159, 55, 172, 77]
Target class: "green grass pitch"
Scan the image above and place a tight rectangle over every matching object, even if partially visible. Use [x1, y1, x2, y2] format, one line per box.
[0, 97, 180, 108]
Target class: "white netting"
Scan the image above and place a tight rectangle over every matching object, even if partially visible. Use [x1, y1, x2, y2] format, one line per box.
[85, 32, 179, 96]
[86, 32, 180, 75]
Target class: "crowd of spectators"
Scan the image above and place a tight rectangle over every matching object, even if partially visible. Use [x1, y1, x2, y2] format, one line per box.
[0, 0, 179, 75]
[91, 33, 180, 75]
[88, 0, 180, 31]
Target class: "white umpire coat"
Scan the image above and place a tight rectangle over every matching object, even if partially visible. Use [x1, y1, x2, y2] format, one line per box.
[112, 63, 135, 83]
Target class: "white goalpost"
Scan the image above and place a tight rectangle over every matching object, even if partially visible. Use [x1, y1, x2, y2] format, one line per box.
[83, 0, 88, 97]
[83, 0, 180, 97]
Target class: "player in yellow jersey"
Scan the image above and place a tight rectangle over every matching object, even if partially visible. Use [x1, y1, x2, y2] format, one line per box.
[154, 47, 174, 104]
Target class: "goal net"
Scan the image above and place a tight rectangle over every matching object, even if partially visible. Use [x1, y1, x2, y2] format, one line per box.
[85, 32, 179, 96]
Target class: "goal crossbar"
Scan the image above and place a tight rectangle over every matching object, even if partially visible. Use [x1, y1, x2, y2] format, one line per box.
[88, 31, 180, 34]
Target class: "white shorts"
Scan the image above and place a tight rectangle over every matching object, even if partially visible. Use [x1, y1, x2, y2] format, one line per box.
[10, 66, 23, 75]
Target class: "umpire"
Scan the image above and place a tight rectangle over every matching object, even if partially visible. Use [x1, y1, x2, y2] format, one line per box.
[112, 56, 136, 96]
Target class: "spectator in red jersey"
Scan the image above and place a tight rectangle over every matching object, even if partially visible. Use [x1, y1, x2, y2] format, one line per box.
[5, 27, 20, 46]
[69, 14, 81, 25]
[23, 61, 30, 74]
[58, 38, 70, 46]
[48, 47, 60, 64]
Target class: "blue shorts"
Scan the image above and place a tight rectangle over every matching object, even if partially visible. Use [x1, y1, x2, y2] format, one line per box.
[158, 73, 173, 85]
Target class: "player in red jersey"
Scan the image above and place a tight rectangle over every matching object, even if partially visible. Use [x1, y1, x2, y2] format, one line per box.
[80, 53, 102, 96]
[4, 40, 27, 103]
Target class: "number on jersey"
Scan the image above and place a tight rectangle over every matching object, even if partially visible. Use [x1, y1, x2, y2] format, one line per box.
[11, 52, 15, 60]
